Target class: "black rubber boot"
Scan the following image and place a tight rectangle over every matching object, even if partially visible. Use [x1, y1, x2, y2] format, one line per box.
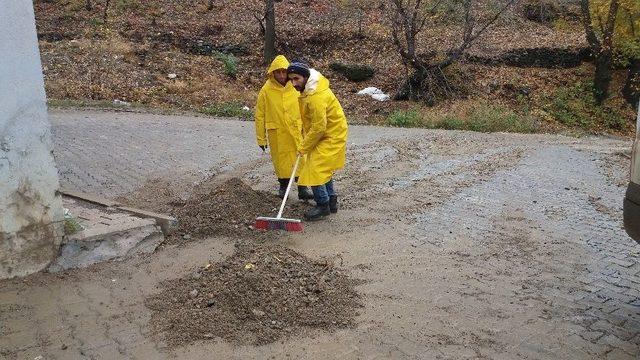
[278, 179, 289, 199]
[304, 203, 330, 221]
[329, 195, 338, 214]
[298, 186, 314, 200]
[278, 184, 287, 199]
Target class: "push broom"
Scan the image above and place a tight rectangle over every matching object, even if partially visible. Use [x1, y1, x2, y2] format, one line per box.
[255, 155, 304, 232]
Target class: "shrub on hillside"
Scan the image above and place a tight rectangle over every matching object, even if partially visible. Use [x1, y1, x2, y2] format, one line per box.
[329, 63, 375, 82]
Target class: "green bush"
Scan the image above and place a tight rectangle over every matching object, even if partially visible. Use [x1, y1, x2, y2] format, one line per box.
[467, 105, 537, 133]
[426, 105, 538, 133]
[202, 101, 252, 119]
[387, 110, 421, 127]
[329, 63, 375, 82]
[545, 81, 627, 131]
[214, 51, 238, 78]
[387, 105, 537, 133]
[436, 116, 465, 130]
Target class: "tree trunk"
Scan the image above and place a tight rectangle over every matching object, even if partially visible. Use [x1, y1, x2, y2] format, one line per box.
[593, 54, 613, 105]
[103, 0, 110, 23]
[394, 68, 435, 105]
[263, 0, 276, 64]
[623, 59, 640, 110]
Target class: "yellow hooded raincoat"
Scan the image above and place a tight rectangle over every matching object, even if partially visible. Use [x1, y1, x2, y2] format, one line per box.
[255, 55, 305, 179]
[297, 69, 348, 187]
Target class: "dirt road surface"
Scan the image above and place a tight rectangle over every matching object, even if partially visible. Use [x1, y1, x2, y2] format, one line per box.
[2, 109, 640, 359]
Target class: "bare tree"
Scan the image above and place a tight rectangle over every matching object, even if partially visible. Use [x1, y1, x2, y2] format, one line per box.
[619, 5, 639, 108]
[254, 12, 266, 35]
[263, 0, 277, 64]
[623, 59, 640, 109]
[389, 0, 517, 103]
[103, 0, 111, 23]
[580, 0, 620, 104]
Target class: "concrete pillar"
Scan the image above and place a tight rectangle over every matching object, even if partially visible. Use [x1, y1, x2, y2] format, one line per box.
[0, 1, 64, 278]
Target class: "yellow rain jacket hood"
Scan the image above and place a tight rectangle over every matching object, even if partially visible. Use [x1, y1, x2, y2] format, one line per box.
[255, 55, 305, 179]
[297, 69, 348, 187]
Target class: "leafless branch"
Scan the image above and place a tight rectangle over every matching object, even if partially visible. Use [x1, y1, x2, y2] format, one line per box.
[436, 0, 517, 69]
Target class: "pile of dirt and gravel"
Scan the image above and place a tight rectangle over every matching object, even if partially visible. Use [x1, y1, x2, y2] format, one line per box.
[170, 178, 309, 241]
[145, 242, 363, 347]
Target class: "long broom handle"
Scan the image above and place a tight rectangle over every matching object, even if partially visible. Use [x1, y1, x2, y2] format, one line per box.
[276, 154, 301, 219]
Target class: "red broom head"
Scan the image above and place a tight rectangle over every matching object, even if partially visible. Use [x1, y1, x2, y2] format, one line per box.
[254, 218, 303, 232]
[284, 221, 304, 232]
[254, 219, 269, 230]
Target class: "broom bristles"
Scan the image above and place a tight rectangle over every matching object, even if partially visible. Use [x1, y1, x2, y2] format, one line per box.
[255, 217, 303, 232]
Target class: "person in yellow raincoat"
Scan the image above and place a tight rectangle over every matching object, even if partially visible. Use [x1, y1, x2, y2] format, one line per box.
[255, 55, 314, 200]
[287, 61, 348, 221]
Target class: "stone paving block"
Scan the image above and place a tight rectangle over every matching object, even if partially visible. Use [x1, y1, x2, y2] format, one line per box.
[626, 287, 640, 298]
[582, 284, 602, 293]
[593, 279, 633, 294]
[619, 274, 640, 286]
[587, 307, 629, 326]
[547, 288, 589, 304]
[596, 288, 637, 305]
[585, 292, 614, 304]
[578, 276, 596, 285]
[564, 334, 610, 358]
[598, 334, 639, 355]
[590, 320, 637, 341]
[608, 277, 635, 289]
[606, 348, 637, 360]
[610, 306, 640, 325]
[599, 266, 620, 277]
[580, 330, 605, 342]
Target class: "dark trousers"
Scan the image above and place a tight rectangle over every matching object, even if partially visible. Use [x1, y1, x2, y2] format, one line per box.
[311, 179, 336, 205]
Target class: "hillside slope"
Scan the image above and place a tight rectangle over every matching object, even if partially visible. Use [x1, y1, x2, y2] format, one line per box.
[34, 0, 636, 135]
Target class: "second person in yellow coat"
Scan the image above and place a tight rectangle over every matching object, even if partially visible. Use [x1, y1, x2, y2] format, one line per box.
[255, 55, 314, 200]
[287, 61, 348, 221]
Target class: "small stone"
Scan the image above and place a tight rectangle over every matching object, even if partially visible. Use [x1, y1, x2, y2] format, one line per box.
[183, 234, 191, 240]
[252, 309, 266, 317]
[61, 344, 68, 350]
[168, 73, 177, 79]
[271, 320, 277, 325]
[112, 99, 131, 107]
[206, 300, 215, 307]
[203, 333, 214, 339]
[191, 272, 202, 280]
[189, 289, 199, 298]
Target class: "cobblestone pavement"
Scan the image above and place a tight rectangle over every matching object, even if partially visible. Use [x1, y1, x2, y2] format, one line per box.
[1, 109, 639, 359]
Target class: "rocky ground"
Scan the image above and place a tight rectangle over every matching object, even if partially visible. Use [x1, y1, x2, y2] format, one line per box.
[146, 241, 363, 347]
[1, 109, 639, 359]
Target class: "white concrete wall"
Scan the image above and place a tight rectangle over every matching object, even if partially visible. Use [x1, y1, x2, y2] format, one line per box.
[0, 1, 64, 278]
